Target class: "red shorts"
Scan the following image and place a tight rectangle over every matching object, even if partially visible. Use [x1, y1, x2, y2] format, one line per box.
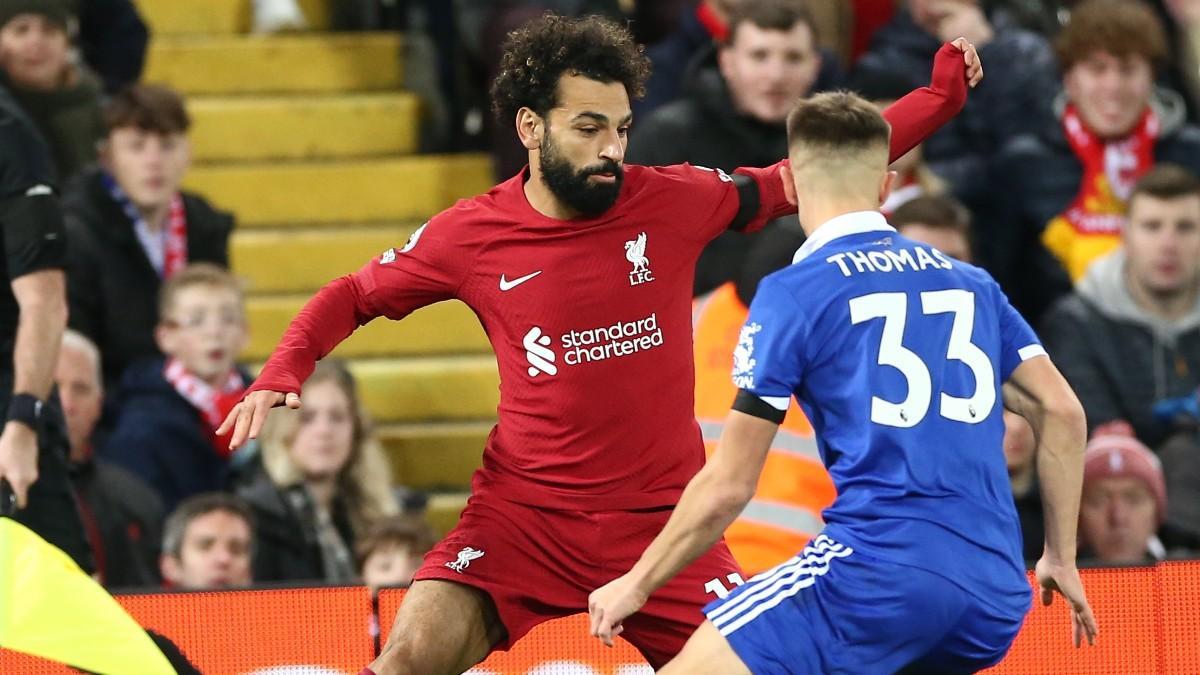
[414, 490, 743, 668]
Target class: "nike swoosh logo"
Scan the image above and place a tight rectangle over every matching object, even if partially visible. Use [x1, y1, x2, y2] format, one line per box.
[500, 271, 542, 291]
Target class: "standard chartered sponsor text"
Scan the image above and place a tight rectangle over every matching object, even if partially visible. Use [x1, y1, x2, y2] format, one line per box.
[561, 312, 664, 365]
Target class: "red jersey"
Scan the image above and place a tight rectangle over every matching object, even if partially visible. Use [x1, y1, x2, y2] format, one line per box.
[250, 42, 970, 512]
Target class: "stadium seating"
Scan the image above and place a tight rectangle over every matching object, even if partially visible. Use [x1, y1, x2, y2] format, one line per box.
[136, 0, 499, 533]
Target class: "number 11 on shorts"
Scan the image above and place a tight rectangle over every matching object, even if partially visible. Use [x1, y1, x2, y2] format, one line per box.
[705, 573, 747, 599]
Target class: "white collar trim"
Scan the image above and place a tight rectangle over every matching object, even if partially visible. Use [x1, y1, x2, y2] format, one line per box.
[793, 211, 895, 264]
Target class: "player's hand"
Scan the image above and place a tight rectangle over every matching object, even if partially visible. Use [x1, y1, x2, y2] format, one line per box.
[949, 37, 984, 88]
[217, 390, 301, 451]
[588, 573, 649, 647]
[0, 421, 38, 509]
[1035, 556, 1098, 647]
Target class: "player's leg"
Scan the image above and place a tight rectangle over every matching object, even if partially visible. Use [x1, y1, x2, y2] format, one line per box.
[658, 620, 751, 675]
[369, 579, 506, 675]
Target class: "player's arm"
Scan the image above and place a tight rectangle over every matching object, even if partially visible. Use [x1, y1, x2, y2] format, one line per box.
[219, 273, 379, 449]
[724, 39, 978, 232]
[589, 402, 777, 646]
[0, 189, 69, 508]
[221, 222, 465, 449]
[1003, 357, 1098, 647]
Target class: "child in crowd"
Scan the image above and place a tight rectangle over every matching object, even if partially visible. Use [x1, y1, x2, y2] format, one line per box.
[101, 263, 250, 511]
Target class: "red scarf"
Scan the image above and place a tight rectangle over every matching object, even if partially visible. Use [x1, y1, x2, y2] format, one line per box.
[696, 1, 728, 42]
[163, 193, 188, 279]
[1042, 104, 1159, 280]
[163, 358, 247, 459]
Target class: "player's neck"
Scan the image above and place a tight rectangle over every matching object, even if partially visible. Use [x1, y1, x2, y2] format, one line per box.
[798, 199, 883, 238]
[524, 163, 582, 220]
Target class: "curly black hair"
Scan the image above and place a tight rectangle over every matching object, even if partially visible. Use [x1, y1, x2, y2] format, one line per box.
[490, 13, 651, 124]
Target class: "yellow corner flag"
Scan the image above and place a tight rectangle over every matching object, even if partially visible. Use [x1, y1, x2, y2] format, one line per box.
[0, 517, 176, 675]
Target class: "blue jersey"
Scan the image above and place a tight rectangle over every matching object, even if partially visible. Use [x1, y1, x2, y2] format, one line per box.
[736, 212, 1040, 615]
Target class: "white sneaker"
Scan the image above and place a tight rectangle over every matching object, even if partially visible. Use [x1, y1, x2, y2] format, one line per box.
[253, 0, 308, 33]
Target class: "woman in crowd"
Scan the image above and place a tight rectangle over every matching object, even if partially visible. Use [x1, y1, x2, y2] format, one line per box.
[239, 360, 399, 583]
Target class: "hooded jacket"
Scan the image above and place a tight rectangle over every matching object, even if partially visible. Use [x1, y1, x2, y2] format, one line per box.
[1041, 250, 1200, 449]
[0, 68, 104, 182]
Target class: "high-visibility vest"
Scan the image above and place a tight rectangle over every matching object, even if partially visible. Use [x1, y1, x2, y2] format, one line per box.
[693, 283, 837, 575]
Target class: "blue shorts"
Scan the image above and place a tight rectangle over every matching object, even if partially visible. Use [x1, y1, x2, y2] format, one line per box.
[702, 534, 1026, 675]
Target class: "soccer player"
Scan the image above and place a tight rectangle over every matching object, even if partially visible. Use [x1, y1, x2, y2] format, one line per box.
[219, 15, 982, 675]
[588, 91, 1098, 674]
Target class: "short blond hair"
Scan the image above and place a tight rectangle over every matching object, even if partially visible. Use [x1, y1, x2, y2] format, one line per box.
[786, 90, 891, 159]
[158, 263, 243, 320]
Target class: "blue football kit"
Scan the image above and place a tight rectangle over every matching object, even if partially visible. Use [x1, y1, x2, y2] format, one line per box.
[706, 211, 1043, 674]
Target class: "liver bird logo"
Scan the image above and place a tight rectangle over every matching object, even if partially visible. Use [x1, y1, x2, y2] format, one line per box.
[445, 546, 485, 573]
[625, 232, 650, 272]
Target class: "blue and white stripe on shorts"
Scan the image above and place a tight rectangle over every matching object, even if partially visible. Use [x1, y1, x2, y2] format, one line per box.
[706, 534, 853, 637]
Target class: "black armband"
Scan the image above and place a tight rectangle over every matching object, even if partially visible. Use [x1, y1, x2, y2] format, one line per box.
[0, 190, 67, 279]
[732, 389, 786, 424]
[727, 174, 761, 232]
[7, 392, 44, 430]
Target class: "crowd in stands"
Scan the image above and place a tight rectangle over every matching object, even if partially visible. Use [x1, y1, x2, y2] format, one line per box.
[8, 0, 1200, 594]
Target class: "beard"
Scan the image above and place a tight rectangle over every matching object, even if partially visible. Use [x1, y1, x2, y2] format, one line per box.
[539, 132, 624, 217]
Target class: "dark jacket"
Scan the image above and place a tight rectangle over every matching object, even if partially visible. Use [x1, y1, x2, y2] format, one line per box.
[63, 166, 234, 388]
[70, 455, 164, 589]
[628, 65, 792, 296]
[99, 357, 234, 512]
[236, 468, 357, 584]
[1, 70, 105, 182]
[1040, 250, 1200, 450]
[988, 90, 1200, 322]
[855, 9, 1058, 202]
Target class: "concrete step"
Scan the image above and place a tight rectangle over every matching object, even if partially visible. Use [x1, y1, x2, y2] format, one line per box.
[244, 295, 490, 362]
[186, 154, 493, 226]
[345, 356, 498, 424]
[138, 0, 332, 35]
[190, 93, 418, 162]
[378, 421, 488, 490]
[232, 225, 418, 293]
[146, 33, 402, 95]
[424, 492, 469, 537]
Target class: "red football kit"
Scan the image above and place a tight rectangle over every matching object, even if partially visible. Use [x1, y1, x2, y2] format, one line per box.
[250, 43, 969, 666]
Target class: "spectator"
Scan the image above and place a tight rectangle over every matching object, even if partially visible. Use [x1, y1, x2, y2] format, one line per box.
[1078, 433, 1168, 564]
[76, 0, 149, 94]
[238, 360, 399, 584]
[1042, 165, 1200, 552]
[1041, 165, 1200, 448]
[160, 492, 254, 590]
[100, 264, 250, 512]
[991, 0, 1200, 321]
[64, 84, 234, 389]
[851, 69, 948, 215]
[891, 194, 973, 262]
[854, 0, 1058, 201]
[356, 516, 437, 593]
[56, 329, 163, 588]
[0, 0, 104, 181]
[630, 0, 823, 295]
